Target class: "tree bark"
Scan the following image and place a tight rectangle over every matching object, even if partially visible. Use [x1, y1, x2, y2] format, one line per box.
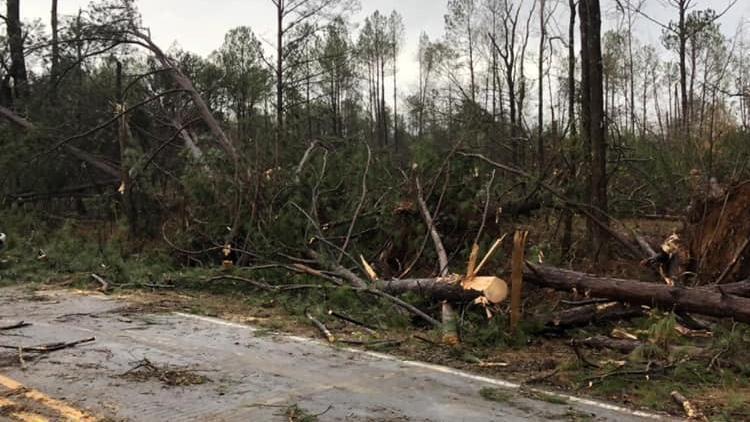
[6, 0, 29, 102]
[579, 0, 608, 262]
[568, 0, 576, 137]
[545, 302, 645, 330]
[678, 0, 689, 137]
[276, 1, 284, 151]
[525, 264, 750, 323]
[374, 277, 479, 302]
[572, 335, 642, 354]
[537, 0, 546, 171]
[51, 0, 60, 98]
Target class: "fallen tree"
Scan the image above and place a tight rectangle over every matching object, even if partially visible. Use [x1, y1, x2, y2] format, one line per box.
[525, 264, 750, 323]
[544, 302, 645, 330]
[373, 276, 481, 302]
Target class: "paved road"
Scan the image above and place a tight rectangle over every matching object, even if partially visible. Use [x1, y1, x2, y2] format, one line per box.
[0, 288, 669, 421]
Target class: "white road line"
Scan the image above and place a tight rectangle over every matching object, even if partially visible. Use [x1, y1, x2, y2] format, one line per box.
[174, 312, 673, 421]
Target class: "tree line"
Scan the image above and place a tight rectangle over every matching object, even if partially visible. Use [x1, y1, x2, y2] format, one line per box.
[0, 0, 747, 266]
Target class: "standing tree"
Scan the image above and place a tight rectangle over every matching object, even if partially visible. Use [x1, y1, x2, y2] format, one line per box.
[389, 11, 405, 149]
[358, 11, 391, 145]
[579, 0, 608, 261]
[213, 27, 270, 143]
[4, 0, 28, 104]
[537, 0, 547, 170]
[269, 0, 355, 158]
[318, 17, 354, 137]
[51, 0, 60, 97]
[445, 0, 479, 104]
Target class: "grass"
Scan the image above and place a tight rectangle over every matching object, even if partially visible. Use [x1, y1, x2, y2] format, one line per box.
[284, 404, 320, 422]
[3, 210, 750, 420]
[479, 387, 514, 403]
[522, 390, 569, 405]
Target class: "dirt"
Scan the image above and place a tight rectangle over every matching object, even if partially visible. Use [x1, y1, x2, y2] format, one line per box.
[685, 181, 750, 282]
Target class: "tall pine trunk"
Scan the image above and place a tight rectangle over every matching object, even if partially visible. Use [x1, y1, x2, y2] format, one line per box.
[580, 0, 608, 263]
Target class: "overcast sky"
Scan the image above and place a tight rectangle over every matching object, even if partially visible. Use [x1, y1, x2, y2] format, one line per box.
[20, 0, 750, 94]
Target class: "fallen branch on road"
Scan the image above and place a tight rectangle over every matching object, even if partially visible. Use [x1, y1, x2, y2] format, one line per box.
[0, 337, 96, 353]
[0, 322, 32, 331]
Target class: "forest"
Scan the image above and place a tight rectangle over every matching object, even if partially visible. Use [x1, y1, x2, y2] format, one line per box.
[1, 0, 750, 419]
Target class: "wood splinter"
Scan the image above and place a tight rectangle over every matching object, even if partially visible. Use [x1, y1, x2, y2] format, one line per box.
[671, 390, 704, 420]
[91, 273, 109, 292]
[306, 310, 335, 343]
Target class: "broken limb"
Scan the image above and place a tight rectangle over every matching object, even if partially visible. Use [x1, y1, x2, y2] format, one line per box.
[305, 310, 335, 343]
[337, 144, 371, 265]
[671, 390, 704, 420]
[510, 231, 528, 332]
[0, 337, 95, 353]
[327, 310, 378, 334]
[0, 322, 32, 331]
[415, 176, 458, 342]
[91, 273, 109, 292]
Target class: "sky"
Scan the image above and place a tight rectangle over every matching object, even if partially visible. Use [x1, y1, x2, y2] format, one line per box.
[20, 0, 750, 96]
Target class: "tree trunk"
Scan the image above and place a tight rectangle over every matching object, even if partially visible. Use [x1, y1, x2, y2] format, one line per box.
[537, 0, 546, 171]
[392, 37, 399, 150]
[580, 0, 608, 262]
[276, 0, 284, 165]
[544, 302, 645, 330]
[525, 264, 750, 323]
[380, 48, 388, 145]
[374, 278, 481, 303]
[6, 0, 29, 102]
[678, 0, 689, 137]
[51, 0, 60, 98]
[568, 0, 576, 137]
[115, 61, 137, 236]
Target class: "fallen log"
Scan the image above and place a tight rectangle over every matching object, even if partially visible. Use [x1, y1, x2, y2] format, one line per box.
[525, 264, 750, 323]
[572, 335, 643, 354]
[373, 276, 478, 301]
[544, 302, 645, 330]
[714, 280, 750, 298]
